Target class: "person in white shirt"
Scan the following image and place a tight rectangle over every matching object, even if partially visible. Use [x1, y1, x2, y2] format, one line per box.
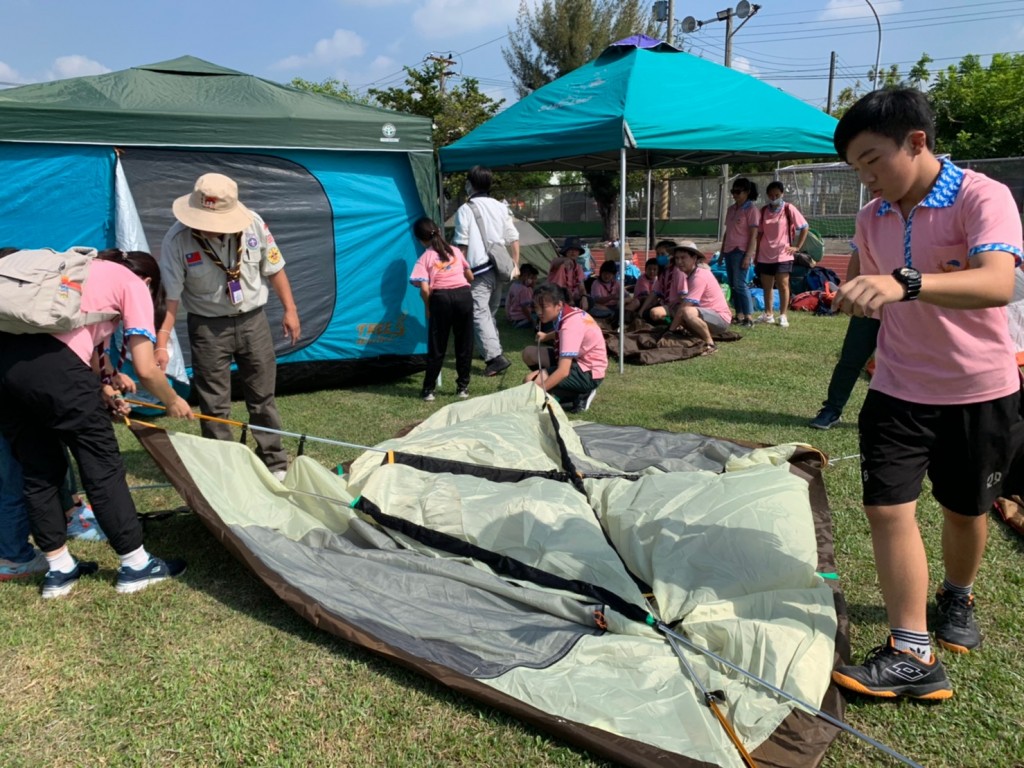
[452, 166, 520, 377]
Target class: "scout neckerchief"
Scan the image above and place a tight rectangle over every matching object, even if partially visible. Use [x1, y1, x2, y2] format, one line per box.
[193, 231, 246, 304]
[193, 231, 243, 282]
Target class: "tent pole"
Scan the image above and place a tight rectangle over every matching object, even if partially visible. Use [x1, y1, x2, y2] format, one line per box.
[644, 169, 652, 260]
[718, 162, 729, 242]
[618, 149, 627, 374]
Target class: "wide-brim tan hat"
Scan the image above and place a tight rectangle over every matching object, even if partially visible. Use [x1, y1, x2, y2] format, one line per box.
[676, 240, 705, 259]
[172, 173, 253, 233]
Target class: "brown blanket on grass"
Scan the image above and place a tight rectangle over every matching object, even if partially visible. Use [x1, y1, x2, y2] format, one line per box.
[601, 320, 743, 365]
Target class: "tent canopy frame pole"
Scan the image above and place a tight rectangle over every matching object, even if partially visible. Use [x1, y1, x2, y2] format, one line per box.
[618, 148, 627, 374]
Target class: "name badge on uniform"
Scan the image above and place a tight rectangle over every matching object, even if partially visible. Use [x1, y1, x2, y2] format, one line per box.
[227, 278, 244, 306]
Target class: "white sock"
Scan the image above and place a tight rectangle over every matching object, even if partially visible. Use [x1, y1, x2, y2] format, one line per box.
[45, 547, 77, 574]
[891, 628, 932, 663]
[119, 546, 151, 571]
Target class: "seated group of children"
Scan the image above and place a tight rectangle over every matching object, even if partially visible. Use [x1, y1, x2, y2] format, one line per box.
[506, 238, 731, 355]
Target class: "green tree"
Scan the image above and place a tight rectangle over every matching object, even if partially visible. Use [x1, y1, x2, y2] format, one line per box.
[831, 53, 933, 117]
[929, 53, 1024, 159]
[289, 77, 374, 106]
[369, 58, 502, 151]
[367, 59, 548, 210]
[503, 0, 656, 239]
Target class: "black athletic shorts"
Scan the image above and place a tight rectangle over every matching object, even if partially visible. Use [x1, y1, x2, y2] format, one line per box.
[859, 388, 1022, 516]
[755, 261, 793, 276]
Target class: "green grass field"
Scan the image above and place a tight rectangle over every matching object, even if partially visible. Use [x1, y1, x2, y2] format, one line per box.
[2, 313, 1023, 768]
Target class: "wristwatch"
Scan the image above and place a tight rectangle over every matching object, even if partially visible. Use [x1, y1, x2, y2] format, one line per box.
[891, 266, 922, 301]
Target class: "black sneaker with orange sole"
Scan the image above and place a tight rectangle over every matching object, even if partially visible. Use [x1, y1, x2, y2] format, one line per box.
[934, 589, 981, 654]
[832, 638, 953, 701]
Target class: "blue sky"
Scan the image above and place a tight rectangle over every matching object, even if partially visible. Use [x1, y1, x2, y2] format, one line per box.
[1, 0, 1021, 110]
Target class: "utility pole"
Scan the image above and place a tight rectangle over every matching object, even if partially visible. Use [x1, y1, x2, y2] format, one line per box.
[720, 10, 734, 245]
[826, 51, 837, 114]
[427, 53, 457, 97]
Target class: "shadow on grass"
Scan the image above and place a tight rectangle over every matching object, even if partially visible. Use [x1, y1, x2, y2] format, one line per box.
[140, 513, 616, 766]
[841, 603, 891, 630]
[663, 404, 860, 430]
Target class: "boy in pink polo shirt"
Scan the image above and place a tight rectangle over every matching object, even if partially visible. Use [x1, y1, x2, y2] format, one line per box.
[522, 283, 607, 413]
[829, 88, 1023, 701]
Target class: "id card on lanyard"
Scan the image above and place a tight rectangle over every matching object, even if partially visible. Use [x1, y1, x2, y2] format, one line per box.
[195, 233, 245, 306]
[227, 278, 244, 305]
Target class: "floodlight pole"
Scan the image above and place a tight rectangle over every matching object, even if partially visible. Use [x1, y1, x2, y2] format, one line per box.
[714, 4, 760, 240]
[865, 0, 882, 90]
[667, 0, 675, 44]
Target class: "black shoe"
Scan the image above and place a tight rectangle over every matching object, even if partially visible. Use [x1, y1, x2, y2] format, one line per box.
[115, 556, 187, 594]
[832, 638, 953, 701]
[741, 318, 755, 328]
[483, 355, 511, 377]
[934, 589, 981, 653]
[41, 560, 99, 599]
[809, 406, 842, 430]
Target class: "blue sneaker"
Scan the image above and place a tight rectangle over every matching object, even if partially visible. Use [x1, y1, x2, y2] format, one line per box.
[66, 502, 107, 542]
[41, 560, 100, 599]
[115, 557, 187, 594]
[0, 551, 48, 581]
[809, 406, 842, 430]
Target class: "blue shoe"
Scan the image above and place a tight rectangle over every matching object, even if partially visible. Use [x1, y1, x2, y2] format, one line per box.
[115, 557, 187, 594]
[0, 551, 48, 581]
[809, 406, 842, 430]
[66, 502, 107, 542]
[41, 560, 99, 599]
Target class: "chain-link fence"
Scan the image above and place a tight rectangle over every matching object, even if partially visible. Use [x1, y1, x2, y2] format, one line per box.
[502, 157, 1024, 237]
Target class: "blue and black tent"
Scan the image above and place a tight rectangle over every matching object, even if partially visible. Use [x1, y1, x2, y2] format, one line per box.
[0, 56, 437, 389]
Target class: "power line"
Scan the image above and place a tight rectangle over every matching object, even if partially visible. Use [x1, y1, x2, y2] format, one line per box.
[726, 9, 1006, 43]
[744, 0, 1020, 29]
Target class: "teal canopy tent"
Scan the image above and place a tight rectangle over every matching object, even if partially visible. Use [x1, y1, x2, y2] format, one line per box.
[440, 36, 839, 371]
[440, 36, 838, 172]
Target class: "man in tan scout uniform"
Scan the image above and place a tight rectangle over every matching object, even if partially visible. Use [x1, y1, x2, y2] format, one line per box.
[157, 173, 300, 480]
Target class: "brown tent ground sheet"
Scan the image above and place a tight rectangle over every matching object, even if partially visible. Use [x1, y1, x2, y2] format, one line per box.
[132, 417, 847, 768]
[601, 319, 744, 365]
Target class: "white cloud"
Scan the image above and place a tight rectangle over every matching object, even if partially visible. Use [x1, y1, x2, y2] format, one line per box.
[336, 55, 403, 91]
[0, 61, 26, 86]
[46, 55, 110, 81]
[274, 28, 368, 70]
[731, 55, 758, 76]
[819, 0, 902, 21]
[412, 0, 521, 39]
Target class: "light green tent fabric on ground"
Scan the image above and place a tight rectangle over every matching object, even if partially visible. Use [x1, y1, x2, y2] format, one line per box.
[439, 40, 838, 172]
[154, 383, 837, 766]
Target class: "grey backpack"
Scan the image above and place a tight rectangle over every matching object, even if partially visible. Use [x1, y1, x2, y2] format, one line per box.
[0, 247, 118, 334]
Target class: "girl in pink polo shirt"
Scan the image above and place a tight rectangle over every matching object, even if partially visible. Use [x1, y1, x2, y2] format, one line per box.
[0, 249, 193, 599]
[720, 177, 760, 327]
[410, 217, 475, 402]
[547, 256, 589, 311]
[588, 261, 621, 319]
[506, 263, 538, 329]
[756, 181, 809, 328]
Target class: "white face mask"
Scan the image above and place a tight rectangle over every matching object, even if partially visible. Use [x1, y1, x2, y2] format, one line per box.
[770, 197, 784, 208]
[465, 181, 474, 197]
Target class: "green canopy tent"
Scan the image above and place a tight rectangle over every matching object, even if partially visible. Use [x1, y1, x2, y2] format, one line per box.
[440, 36, 839, 370]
